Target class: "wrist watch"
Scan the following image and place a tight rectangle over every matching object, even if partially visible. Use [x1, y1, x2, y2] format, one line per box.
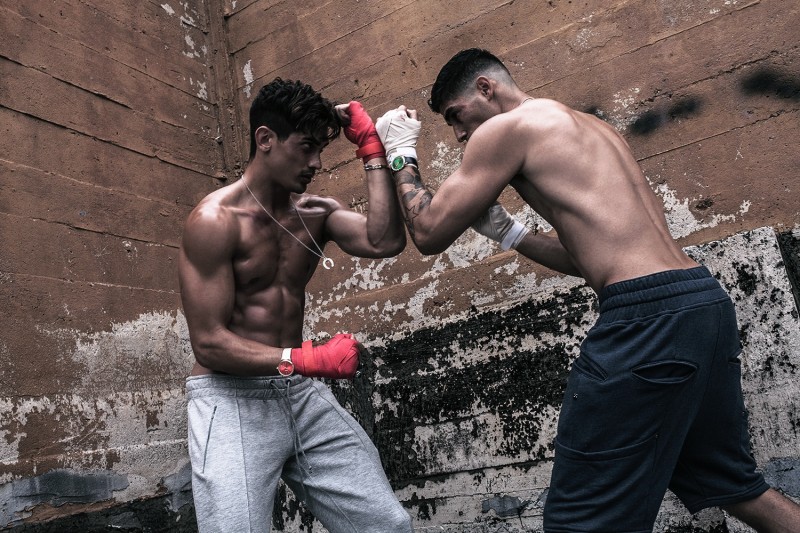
[390, 155, 418, 171]
[277, 348, 294, 376]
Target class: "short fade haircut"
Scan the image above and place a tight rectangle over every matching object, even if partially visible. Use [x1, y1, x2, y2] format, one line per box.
[428, 48, 513, 115]
[248, 78, 341, 160]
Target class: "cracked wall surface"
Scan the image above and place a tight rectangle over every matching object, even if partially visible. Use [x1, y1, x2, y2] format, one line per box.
[1, 0, 799, 531]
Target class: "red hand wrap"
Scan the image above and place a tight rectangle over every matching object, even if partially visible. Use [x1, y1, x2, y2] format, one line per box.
[343, 101, 386, 162]
[291, 333, 360, 379]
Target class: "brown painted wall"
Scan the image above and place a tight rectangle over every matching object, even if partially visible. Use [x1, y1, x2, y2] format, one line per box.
[226, 0, 799, 334]
[225, 0, 800, 530]
[1, 0, 798, 530]
[0, 0, 227, 525]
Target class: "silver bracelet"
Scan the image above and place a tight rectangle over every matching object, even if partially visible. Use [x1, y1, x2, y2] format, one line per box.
[364, 163, 389, 171]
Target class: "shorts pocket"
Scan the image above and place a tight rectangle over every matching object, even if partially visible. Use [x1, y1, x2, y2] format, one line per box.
[548, 433, 660, 530]
[555, 431, 657, 462]
[572, 352, 608, 382]
[188, 400, 217, 474]
[632, 359, 697, 385]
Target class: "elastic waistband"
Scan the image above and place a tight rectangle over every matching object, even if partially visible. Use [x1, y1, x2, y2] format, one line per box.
[597, 266, 727, 320]
[185, 374, 311, 399]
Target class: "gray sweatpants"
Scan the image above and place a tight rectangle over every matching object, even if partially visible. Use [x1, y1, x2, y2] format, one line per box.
[186, 374, 412, 533]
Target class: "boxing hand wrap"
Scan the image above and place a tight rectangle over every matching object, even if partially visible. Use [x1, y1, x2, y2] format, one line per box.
[291, 333, 360, 379]
[343, 101, 385, 162]
[472, 203, 530, 250]
[376, 107, 421, 163]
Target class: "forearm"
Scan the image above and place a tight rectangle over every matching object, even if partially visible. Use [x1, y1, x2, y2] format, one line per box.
[514, 231, 582, 277]
[191, 327, 283, 376]
[393, 165, 449, 254]
[364, 156, 406, 253]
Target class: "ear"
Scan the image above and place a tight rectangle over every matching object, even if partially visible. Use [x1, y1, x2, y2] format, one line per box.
[254, 125, 275, 154]
[475, 76, 494, 100]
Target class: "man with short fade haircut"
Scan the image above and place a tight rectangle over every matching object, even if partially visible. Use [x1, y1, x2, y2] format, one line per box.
[376, 48, 800, 532]
[179, 78, 412, 532]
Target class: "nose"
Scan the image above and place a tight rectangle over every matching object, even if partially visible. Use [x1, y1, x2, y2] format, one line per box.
[309, 153, 322, 170]
[454, 126, 467, 143]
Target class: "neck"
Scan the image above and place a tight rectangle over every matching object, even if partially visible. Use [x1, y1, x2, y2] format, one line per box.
[497, 88, 532, 113]
[240, 167, 290, 213]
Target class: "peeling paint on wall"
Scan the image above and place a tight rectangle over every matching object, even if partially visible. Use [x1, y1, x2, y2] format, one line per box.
[243, 60, 254, 98]
[652, 178, 752, 238]
[0, 312, 193, 527]
[287, 227, 800, 531]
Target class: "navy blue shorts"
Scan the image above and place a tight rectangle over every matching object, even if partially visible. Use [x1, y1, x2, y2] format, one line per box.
[543, 267, 769, 532]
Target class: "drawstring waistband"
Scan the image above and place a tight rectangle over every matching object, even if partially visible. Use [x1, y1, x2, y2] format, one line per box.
[596, 266, 728, 323]
[186, 374, 313, 489]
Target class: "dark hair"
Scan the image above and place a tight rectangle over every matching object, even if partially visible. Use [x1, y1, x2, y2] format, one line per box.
[248, 78, 341, 160]
[428, 48, 512, 114]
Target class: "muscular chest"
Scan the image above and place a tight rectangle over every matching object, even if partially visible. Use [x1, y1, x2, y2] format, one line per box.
[233, 215, 325, 293]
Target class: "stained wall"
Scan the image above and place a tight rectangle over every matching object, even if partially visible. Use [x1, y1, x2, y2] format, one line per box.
[0, 0, 230, 527]
[1, 0, 799, 531]
[224, 0, 800, 531]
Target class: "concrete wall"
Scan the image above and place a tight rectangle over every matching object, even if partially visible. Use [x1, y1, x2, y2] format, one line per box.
[0, 0, 229, 528]
[1, 0, 799, 531]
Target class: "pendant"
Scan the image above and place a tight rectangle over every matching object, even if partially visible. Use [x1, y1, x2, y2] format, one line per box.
[322, 257, 334, 270]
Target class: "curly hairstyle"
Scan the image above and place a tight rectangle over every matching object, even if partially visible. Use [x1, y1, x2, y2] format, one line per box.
[248, 78, 341, 160]
[428, 48, 512, 114]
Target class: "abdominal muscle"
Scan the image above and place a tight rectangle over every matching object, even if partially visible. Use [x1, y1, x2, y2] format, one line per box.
[190, 283, 306, 376]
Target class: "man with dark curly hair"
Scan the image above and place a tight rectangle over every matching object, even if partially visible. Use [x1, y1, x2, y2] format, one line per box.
[179, 78, 412, 532]
[376, 49, 800, 532]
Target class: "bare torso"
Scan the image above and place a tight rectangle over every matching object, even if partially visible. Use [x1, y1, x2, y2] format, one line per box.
[509, 99, 697, 292]
[187, 185, 328, 376]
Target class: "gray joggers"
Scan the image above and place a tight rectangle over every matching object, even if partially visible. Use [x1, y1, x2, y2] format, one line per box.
[187, 374, 412, 533]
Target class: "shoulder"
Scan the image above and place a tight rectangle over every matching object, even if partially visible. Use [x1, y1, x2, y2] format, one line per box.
[182, 191, 240, 257]
[520, 99, 579, 132]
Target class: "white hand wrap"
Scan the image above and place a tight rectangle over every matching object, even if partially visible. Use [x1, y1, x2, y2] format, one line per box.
[375, 108, 421, 162]
[472, 203, 530, 250]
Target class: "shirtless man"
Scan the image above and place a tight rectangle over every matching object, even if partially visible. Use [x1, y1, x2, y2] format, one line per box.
[178, 78, 412, 532]
[377, 49, 800, 532]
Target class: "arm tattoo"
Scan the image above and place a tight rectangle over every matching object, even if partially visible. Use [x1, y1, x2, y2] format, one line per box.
[393, 166, 433, 238]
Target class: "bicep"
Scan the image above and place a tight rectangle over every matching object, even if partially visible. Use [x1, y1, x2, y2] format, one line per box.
[425, 126, 525, 240]
[324, 208, 376, 257]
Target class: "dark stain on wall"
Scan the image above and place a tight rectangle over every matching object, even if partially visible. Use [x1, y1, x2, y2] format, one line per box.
[273, 481, 316, 532]
[481, 494, 530, 518]
[356, 286, 595, 486]
[761, 457, 800, 497]
[4, 497, 198, 532]
[740, 68, 800, 101]
[160, 463, 193, 513]
[1, 470, 129, 527]
[629, 97, 703, 136]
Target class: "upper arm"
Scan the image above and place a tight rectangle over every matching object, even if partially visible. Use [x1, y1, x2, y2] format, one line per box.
[325, 204, 405, 258]
[419, 116, 527, 250]
[303, 195, 405, 258]
[178, 207, 237, 348]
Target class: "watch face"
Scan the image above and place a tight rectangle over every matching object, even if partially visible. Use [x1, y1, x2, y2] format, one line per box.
[390, 156, 405, 171]
[277, 360, 294, 376]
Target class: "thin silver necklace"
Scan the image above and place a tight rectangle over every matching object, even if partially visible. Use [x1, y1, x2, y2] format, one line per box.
[241, 177, 334, 270]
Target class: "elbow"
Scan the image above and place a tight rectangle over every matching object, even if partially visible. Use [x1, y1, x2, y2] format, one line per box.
[412, 226, 449, 255]
[386, 234, 407, 256]
[369, 233, 407, 258]
[190, 336, 220, 369]
[416, 238, 448, 256]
